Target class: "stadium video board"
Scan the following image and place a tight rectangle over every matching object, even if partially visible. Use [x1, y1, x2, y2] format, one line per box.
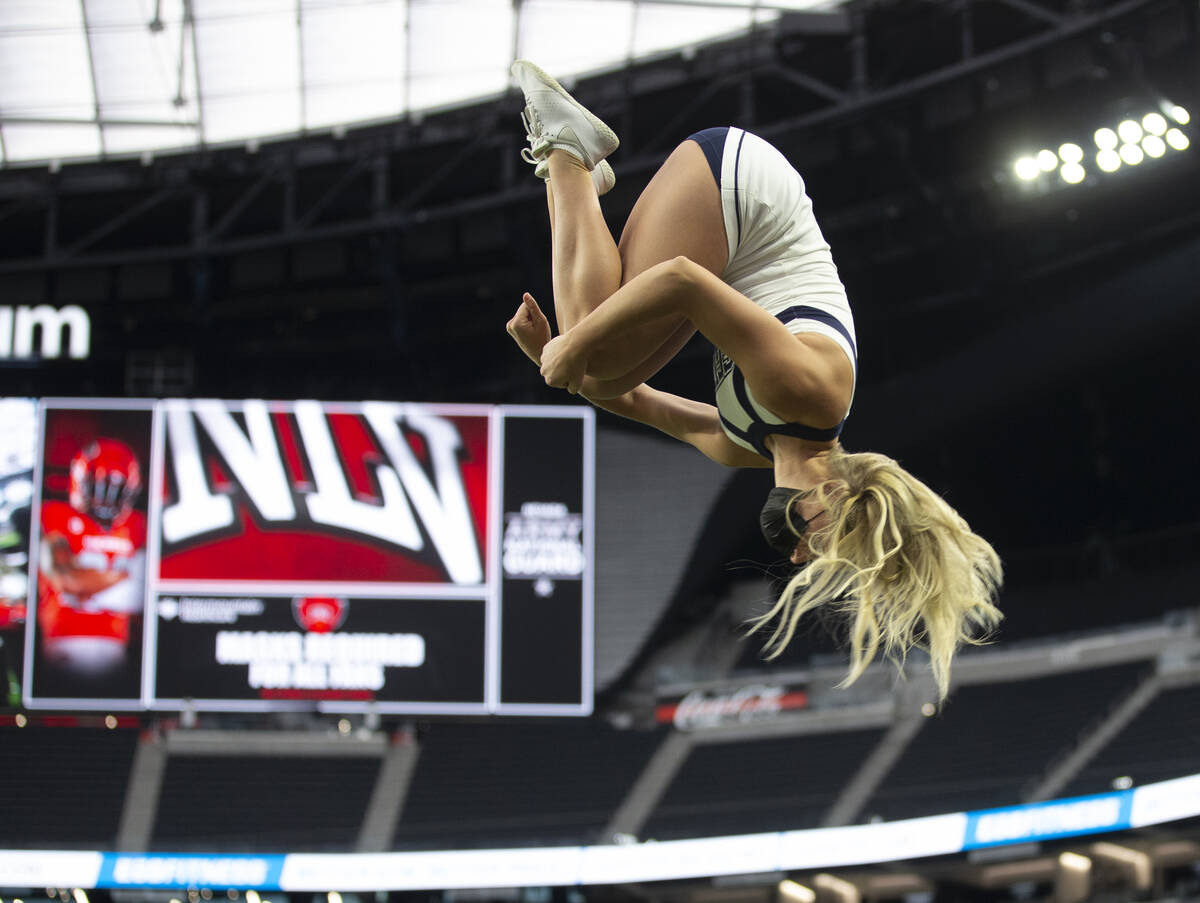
[6, 398, 592, 716]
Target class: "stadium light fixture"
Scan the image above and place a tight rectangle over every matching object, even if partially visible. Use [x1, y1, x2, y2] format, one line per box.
[1058, 143, 1083, 164]
[1094, 127, 1118, 149]
[245, 892, 261, 903]
[1014, 157, 1041, 180]
[1117, 119, 1143, 143]
[1017, 104, 1190, 190]
[328, 893, 343, 903]
[1142, 113, 1167, 136]
[1141, 135, 1166, 158]
[72, 891, 88, 903]
[1097, 149, 1121, 172]
[1061, 163, 1085, 184]
[1119, 144, 1144, 166]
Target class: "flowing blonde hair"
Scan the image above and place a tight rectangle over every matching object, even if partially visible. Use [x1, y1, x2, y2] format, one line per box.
[750, 448, 1003, 702]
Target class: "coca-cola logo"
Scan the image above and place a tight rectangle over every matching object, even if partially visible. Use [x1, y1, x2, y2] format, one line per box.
[656, 683, 808, 731]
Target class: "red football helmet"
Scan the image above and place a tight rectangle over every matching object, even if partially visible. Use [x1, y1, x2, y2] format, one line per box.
[69, 438, 142, 525]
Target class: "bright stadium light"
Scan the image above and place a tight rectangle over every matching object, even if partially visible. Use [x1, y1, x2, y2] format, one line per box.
[1119, 143, 1144, 165]
[1061, 162, 1085, 184]
[1014, 156, 1041, 180]
[1019, 106, 1186, 192]
[1142, 135, 1166, 158]
[1094, 127, 1118, 149]
[245, 892, 261, 903]
[1058, 142, 1083, 164]
[1142, 112, 1168, 135]
[1117, 119, 1143, 143]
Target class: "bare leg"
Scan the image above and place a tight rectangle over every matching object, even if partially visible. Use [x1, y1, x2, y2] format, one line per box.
[545, 151, 621, 335]
[544, 139, 729, 382]
[617, 140, 727, 285]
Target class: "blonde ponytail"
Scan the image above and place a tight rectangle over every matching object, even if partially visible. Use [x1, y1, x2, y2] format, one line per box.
[750, 449, 1003, 702]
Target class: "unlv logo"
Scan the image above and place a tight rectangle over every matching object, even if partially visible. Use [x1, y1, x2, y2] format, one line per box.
[160, 400, 486, 585]
[293, 596, 348, 633]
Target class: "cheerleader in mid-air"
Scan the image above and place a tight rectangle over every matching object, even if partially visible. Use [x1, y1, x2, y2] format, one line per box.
[506, 60, 1002, 701]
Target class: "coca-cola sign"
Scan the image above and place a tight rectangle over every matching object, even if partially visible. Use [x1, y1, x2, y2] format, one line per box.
[655, 683, 808, 731]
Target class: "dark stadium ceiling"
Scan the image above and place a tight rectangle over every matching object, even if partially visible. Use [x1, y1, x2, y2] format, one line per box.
[0, 0, 1195, 409]
[0, 0, 848, 167]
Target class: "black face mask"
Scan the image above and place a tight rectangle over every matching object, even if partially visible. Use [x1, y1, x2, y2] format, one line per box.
[759, 486, 820, 558]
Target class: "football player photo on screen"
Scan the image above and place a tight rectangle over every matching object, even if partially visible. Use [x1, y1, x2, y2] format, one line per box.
[32, 406, 152, 701]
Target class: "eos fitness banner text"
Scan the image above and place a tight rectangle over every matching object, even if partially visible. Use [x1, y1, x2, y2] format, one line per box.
[4, 398, 593, 716]
[1, 774, 1197, 891]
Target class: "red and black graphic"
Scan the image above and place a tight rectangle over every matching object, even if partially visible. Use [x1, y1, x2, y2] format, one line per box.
[153, 591, 486, 708]
[158, 401, 490, 586]
[18, 399, 592, 715]
[654, 683, 810, 730]
[29, 404, 153, 703]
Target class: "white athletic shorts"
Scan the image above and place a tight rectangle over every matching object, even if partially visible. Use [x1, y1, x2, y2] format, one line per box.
[697, 126, 858, 378]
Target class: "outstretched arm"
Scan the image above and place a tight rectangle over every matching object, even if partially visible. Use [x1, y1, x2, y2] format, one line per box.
[506, 294, 768, 468]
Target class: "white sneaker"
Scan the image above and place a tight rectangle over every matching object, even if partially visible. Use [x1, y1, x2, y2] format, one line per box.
[533, 156, 616, 196]
[512, 59, 619, 170]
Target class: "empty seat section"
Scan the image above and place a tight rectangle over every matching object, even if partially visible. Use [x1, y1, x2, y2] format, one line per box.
[1062, 682, 1200, 797]
[863, 662, 1148, 820]
[0, 726, 137, 848]
[643, 728, 883, 840]
[151, 755, 380, 851]
[392, 720, 664, 850]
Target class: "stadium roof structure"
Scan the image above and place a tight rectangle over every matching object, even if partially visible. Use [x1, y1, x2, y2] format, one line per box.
[0, 0, 847, 167]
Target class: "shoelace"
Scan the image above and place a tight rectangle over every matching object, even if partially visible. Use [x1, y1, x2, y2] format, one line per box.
[519, 105, 552, 164]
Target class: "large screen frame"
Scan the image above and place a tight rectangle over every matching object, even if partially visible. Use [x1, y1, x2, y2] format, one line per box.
[17, 398, 593, 717]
